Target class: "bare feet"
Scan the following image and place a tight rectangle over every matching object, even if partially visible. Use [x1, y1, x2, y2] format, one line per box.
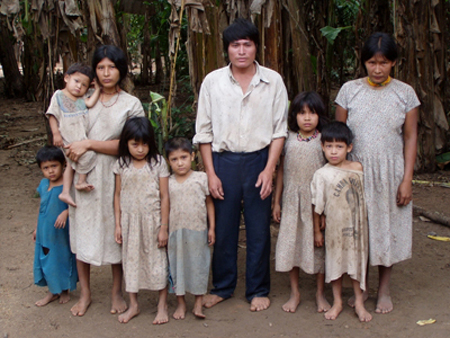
[316, 292, 331, 313]
[59, 290, 70, 304]
[59, 192, 76, 207]
[193, 298, 205, 319]
[153, 303, 169, 325]
[70, 294, 91, 316]
[348, 289, 369, 308]
[35, 292, 59, 307]
[375, 294, 393, 314]
[173, 302, 186, 320]
[355, 303, 372, 322]
[110, 293, 127, 314]
[75, 182, 94, 192]
[202, 294, 224, 308]
[118, 304, 140, 323]
[324, 302, 343, 320]
[250, 297, 270, 312]
[282, 292, 300, 313]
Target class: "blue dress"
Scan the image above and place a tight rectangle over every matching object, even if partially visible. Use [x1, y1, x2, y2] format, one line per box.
[33, 179, 78, 294]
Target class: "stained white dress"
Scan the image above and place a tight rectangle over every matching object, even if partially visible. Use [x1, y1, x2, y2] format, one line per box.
[335, 78, 420, 266]
[311, 164, 368, 290]
[275, 131, 326, 274]
[69, 91, 144, 266]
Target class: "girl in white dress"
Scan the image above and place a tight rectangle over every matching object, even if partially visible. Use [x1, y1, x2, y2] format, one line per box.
[273, 91, 329, 313]
[113, 117, 170, 325]
[335, 32, 420, 314]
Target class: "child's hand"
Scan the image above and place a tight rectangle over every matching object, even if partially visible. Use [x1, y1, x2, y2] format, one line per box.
[32, 229, 36, 241]
[272, 204, 281, 223]
[54, 210, 68, 229]
[115, 224, 122, 244]
[53, 133, 64, 147]
[208, 228, 215, 246]
[92, 78, 101, 91]
[314, 230, 324, 247]
[157, 226, 168, 248]
[319, 214, 326, 230]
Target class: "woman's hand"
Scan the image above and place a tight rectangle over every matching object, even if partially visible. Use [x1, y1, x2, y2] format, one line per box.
[64, 140, 90, 162]
[397, 179, 413, 206]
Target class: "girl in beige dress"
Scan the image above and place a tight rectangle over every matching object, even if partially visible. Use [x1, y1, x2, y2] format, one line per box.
[273, 92, 329, 313]
[114, 117, 170, 325]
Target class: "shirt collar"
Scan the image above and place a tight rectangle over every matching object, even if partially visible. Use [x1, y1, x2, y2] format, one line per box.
[227, 61, 270, 86]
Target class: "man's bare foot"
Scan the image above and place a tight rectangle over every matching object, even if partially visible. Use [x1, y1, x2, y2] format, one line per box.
[75, 182, 94, 192]
[324, 303, 343, 320]
[70, 296, 91, 316]
[375, 294, 393, 314]
[59, 192, 76, 207]
[118, 304, 140, 323]
[282, 292, 300, 313]
[348, 290, 369, 308]
[355, 303, 372, 322]
[110, 293, 127, 314]
[59, 290, 70, 304]
[250, 297, 270, 312]
[173, 303, 186, 320]
[35, 292, 59, 307]
[202, 294, 224, 308]
[153, 303, 169, 325]
[316, 292, 331, 313]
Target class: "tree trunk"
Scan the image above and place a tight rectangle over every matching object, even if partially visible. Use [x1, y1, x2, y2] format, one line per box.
[0, 17, 25, 98]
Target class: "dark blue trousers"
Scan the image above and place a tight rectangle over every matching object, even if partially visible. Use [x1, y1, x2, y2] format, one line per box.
[211, 148, 271, 301]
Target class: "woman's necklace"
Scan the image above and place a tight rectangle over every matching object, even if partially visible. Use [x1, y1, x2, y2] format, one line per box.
[100, 88, 120, 108]
[367, 76, 392, 87]
[297, 129, 319, 142]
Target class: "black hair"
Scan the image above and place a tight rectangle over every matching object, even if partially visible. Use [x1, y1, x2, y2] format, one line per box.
[92, 45, 128, 84]
[288, 91, 329, 132]
[66, 63, 94, 81]
[361, 32, 398, 70]
[118, 117, 159, 167]
[36, 145, 66, 168]
[164, 137, 193, 157]
[321, 121, 353, 146]
[223, 18, 260, 53]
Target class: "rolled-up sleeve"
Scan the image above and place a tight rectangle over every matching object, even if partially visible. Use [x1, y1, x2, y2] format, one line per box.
[271, 79, 289, 140]
[193, 80, 213, 145]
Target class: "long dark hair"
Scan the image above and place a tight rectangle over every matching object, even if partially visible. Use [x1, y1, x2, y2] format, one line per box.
[361, 32, 398, 72]
[288, 91, 328, 132]
[118, 117, 159, 168]
[92, 45, 128, 84]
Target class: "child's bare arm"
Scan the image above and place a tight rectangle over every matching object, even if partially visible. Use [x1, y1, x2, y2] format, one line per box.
[272, 155, 285, 223]
[158, 176, 169, 248]
[54, 209, 69, 229]
[48, 115, 63, 147]
[84, 79, 101, 108]
[114, 174, 122, 244]
[206, 195, 215, 246]
[313, 206, 324, 247]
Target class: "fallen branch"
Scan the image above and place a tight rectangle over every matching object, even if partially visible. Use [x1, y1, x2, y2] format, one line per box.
[414, 205, 450, 228]
[413, 180, 450, 188]
[6, 136, 46, 149]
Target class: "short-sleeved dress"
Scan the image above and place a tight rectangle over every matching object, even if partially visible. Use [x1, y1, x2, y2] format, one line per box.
[335, 78, 420, 266]
[275, 131, 326, 274]
[69, 91, 145, 266]
[45, 90, 96, 174]
[34, 179, 78, 294]
[168, 171, 211, 296]
[311, 164, 368, 290]
[113, 156, 170, 293]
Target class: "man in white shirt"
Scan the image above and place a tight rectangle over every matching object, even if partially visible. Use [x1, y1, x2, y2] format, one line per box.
[193, 18, 288, 312]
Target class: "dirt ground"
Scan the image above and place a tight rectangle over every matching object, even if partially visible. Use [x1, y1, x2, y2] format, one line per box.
[1, 97, 450, 338]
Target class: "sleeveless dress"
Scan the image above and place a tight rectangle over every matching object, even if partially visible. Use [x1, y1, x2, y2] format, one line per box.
[34, 179, 78, 294]
[335, 78, 420, 266]
[168, 171, 211, 296]
[113, 156, 170, 292]
[69, 91, 144, 266]
[275, 131, 326, 274]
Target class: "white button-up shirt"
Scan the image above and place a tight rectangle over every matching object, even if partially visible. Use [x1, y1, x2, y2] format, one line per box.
[193, 62, 288, 153]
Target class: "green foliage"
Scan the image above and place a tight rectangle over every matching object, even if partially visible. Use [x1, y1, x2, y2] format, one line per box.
[320, 26, 352, 45]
